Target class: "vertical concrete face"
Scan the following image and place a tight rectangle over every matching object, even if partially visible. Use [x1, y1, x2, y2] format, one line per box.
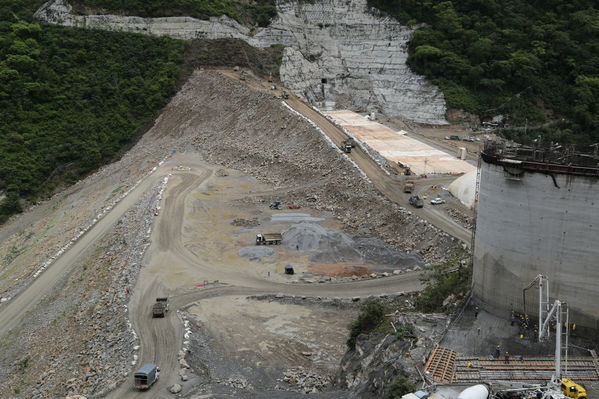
[473, 161, 599, 334]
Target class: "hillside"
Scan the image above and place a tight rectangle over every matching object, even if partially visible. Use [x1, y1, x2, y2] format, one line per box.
[369, 0, 599, 144]
[71, 0, 277, 27]
[0, 0, 282, 223]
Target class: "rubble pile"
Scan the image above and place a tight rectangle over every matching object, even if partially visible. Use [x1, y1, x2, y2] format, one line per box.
[281, 367, 332, 393]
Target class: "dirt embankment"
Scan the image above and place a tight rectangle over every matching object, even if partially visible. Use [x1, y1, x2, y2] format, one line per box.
[0, 184, 161, 398]
[168, 71, 463, 262]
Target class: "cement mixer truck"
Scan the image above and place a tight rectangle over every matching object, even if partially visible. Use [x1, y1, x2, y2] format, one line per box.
[457, 385, 489, 399]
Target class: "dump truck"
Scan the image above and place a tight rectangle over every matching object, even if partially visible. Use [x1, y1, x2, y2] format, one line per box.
[409, 195, 424, 208]
[403, 180, 415, 193]
[134, 364, 160, 390]
[152, 297, 169, 318]
[256, 233, 282, 245]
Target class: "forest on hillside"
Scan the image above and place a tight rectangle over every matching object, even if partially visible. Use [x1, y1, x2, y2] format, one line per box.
[0, 0, 185, 222]
[0, 1, 283, 224]
[369, 0, 599, 145]
[72, 0, 277, 27]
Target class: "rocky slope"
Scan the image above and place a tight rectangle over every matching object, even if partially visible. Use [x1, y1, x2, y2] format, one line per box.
[0, 71, 458, 398]
[34, 0, 447, 124]
[336, 313, 448, 398]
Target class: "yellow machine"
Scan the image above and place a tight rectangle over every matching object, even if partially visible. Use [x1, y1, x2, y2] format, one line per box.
[560, 378, 587, 399]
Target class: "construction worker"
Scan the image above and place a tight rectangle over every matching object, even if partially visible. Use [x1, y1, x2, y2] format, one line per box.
[504, 351, 509, 363]
[495, 345, 501, 359]
[474, 306, 479, 318]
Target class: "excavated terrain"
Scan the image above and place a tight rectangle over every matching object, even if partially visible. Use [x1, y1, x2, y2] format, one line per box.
[0, 70, 461, 398]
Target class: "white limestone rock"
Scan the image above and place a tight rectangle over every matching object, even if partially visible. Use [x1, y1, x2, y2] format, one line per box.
[34, 0, 448, 124]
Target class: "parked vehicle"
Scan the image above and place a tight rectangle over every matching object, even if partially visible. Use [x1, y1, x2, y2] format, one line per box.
[561, 378, 587, 399]
[431, 197, 446, 205]
[152, 297, 169, 318]
[134, 364, 160, 390]
[256, 233, 283, 245]
[269, 201, 281, 210]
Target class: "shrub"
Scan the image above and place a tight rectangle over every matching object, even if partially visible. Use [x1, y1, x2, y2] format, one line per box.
[387, 375, 416, 399]
[347, 299, 385, 349]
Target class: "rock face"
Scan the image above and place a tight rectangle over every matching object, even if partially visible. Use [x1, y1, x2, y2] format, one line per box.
[269, 1, 447, 124]
[34, 0, 447, 124]
[337, 333, 412, 398]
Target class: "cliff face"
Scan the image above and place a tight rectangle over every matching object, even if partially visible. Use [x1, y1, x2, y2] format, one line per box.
[34, 0, 448, 124]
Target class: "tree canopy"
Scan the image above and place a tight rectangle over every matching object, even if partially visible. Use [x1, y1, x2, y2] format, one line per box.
[0, 0, 185, 222]
[72, 0, 277, 27]
[369, 0, 599, 144]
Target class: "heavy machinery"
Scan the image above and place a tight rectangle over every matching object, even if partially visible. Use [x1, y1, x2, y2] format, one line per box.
[342, 138, 356, 153]
[256, 233, 282, 245]
[134, 364, 160, 390]
[152, 297, 169, 318]
[560, 378, 587, 399]
[269, 201, 281, 210]
[403, 180, 415, 193]
[409, 195, 424, 208]
[282, 91, 289, 99]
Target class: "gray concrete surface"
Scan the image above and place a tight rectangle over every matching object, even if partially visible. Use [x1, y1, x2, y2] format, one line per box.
[473, 160, 599, 335]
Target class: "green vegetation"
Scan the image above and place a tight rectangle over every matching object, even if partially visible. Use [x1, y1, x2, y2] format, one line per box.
[368, 0, 599, 144]
[0, 14, 184, 223]
[347, 299, 418, 349]
[415, 257, 472, 313]
[17, 355, 31, 373]
[73, 0, 277, 27]
[387, 374, 416, 399]
[183, 39, 284, 78]
[394, 322, 416, 340]
[347, 299, 386, 349]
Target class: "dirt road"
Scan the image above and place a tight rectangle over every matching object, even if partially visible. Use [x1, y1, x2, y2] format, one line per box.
[0, 165, 169, 337]
[109, 154, 424, 398]
[284, 97, 472, 245]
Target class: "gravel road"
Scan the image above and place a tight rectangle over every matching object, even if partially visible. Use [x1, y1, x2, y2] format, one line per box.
[107, 154, 424, 398]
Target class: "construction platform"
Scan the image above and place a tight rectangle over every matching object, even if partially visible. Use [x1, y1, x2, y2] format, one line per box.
[424, 346, 599, 384]
[323, 110, 476, 176]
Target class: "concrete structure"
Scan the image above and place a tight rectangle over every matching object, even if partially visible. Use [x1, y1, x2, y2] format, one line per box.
[34, 0, 447, 124]
[325, 110, 475, 175]
[473, 145, 599, 336]
[448, 170, 476, 208]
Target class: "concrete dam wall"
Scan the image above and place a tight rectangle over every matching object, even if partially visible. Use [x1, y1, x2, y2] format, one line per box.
[473, 158, 599, 335]
[34, 0, 447, 124]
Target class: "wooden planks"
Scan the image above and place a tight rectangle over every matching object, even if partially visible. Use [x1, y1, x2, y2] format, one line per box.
[424, 345, 457, 383]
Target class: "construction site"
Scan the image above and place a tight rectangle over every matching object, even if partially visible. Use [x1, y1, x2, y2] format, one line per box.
[0, 1, 597, 398]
